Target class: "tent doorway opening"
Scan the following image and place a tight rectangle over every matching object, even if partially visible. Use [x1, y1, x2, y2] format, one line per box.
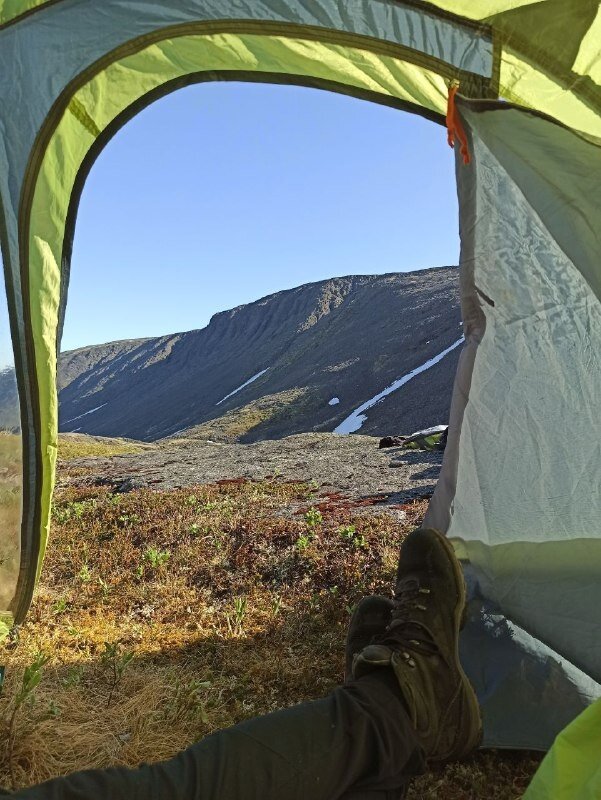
[58, 81, 461, 444]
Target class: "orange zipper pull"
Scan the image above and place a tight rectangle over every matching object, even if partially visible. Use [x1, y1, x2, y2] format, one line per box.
[446, 81, 471, 165]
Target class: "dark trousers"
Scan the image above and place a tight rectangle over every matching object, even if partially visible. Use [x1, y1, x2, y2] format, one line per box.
[11, 669, 425, 800]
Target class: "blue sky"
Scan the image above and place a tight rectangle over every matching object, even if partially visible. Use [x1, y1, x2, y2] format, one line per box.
[57, 82, 459, 351]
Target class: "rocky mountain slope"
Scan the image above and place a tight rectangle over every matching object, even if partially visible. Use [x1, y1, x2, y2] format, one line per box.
[57, 268, 461, 442]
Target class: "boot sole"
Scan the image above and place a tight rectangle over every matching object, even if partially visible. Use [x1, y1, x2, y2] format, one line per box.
[433, 531, 483, 760]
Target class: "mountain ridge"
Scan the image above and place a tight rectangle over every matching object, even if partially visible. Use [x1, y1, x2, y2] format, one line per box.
[57, 267, 461, 442]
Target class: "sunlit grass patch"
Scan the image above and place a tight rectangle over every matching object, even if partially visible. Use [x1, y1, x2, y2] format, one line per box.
[57, 433, 151, 461]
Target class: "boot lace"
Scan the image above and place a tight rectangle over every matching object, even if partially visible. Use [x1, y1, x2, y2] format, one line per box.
[372, 577, 439, 667]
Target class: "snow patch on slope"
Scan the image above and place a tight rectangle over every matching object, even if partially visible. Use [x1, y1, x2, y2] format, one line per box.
[328, 397, 340, 406]
[216, 369, 269, 406]
[334, 338, 464, 435]
[64, 403, 108, 426]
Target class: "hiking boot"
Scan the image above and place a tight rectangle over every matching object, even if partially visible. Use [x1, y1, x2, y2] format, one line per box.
[344, 595, 394, 681]
[353, 528, 482, 762]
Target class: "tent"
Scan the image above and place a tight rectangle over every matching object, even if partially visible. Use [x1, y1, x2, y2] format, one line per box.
[0, 0, 599, 752]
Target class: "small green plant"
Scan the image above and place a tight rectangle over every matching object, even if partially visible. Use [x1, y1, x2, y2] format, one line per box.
[185, 495, 198, 506]
[6, 653, 49, 788]
[100, 642, 134, 707]
[295, 533, 312, 551]
[47, 700, 60, 719]
[309, 592, 321, 612]
[188, 523, 201, 536]
[78, 563, 92, 583]
[338, 525, 367, 549]
[226, 596, 247, 635]
[271, 594, 283, 616]
[169, 678, 212, 723]
[304, 507, 323, 528]
[61, 664, 85, 688]
[52, 596, 68, 615]
[97, 577, 111, 597]
[52, 507, 70, 524]
[233, 596, 247, 626]
[118, 513, 140, 528]
[143, 547, 171, 569]
[53, 499, 95, 524]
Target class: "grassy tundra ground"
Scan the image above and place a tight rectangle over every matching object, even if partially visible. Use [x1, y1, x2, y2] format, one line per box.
[0, 440, 542, 797]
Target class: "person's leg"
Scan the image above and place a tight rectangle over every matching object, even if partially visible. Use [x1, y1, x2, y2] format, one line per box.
[11, 669, 423, 800]
[354, 528, 482, 762]
[339, 596, 414, 800]
[339, 528, 484, 796]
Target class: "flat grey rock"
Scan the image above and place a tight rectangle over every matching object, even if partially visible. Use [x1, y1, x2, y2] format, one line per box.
[60, 432, 443, 508]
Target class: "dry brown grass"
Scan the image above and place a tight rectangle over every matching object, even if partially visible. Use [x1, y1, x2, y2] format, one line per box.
[0, 478, 541, 796]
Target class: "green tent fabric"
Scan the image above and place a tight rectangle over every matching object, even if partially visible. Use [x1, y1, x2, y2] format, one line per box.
[425, 100, 601, 748]
[0, 0, 600, 761]
[523, 698, 601, 799]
